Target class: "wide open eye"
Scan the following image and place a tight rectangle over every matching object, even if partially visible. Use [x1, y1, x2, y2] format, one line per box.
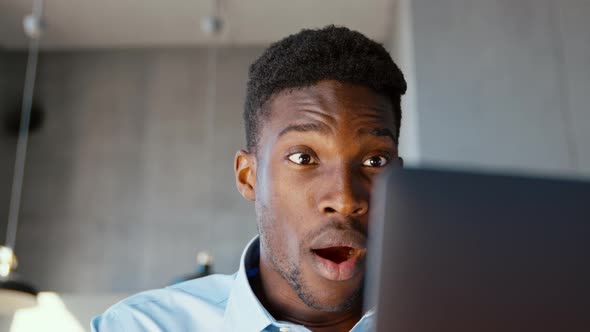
[362, 155, 389, 168]
[287, 152, 317, 165]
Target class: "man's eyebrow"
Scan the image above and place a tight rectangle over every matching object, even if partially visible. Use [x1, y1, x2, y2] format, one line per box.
[278, 123, 330, 137]
[358, 128, 397, 143]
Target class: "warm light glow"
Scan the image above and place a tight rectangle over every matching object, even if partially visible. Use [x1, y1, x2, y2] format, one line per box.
[9, 292, 85, 332]
[0, 247, 16, 278]
[0, 266, 9, 278]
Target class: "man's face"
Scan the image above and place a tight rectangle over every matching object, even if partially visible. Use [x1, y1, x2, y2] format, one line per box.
[238, 80, 398, 312]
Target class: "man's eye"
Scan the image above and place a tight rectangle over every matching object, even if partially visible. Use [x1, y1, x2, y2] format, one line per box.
[287, 153, 317, 165]
[363, 156, 388, 168]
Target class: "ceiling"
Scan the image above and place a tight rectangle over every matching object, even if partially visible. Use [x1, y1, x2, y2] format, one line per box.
[0, 0, 394, 49]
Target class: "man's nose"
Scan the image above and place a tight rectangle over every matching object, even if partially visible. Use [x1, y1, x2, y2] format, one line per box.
[317, 167, 369, 218]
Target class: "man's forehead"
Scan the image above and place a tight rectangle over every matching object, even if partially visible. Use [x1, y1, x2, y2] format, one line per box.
[277, 80, 388, 103]
[253, 81, 398, 152]
[276, 121, 397, 144]
[265, 80, 393, 120]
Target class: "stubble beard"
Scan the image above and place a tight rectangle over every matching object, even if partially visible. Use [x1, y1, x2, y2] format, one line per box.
[256, 201, 362, 312]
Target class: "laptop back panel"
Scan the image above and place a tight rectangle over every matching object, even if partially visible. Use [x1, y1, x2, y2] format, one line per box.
[366, 169, 590, 332]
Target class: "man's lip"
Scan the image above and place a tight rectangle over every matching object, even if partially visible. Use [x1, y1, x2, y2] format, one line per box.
[311, 243, 365, 250]
[309, 229, 367, 251]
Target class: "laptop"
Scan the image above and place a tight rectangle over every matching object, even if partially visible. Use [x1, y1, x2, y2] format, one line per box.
[365, 168, 590, 332]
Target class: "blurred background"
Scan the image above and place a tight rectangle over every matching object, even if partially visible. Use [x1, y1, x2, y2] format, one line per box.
[0, 0, 589, 330]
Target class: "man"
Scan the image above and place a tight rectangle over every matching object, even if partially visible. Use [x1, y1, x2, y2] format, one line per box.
[92, 25, 406, 332]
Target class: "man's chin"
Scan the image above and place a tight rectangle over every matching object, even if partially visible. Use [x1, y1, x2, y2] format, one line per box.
[297, 279, 364, 313]
[293, 263, 365, 312]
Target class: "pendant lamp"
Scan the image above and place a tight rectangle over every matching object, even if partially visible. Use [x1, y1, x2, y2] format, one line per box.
[0, 0, 45, 314]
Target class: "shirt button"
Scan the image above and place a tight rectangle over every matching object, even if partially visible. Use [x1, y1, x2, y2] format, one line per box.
[279, 327, 290, 332]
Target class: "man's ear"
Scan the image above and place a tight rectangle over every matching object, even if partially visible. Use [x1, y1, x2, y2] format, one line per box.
[234, 149, 256, 201]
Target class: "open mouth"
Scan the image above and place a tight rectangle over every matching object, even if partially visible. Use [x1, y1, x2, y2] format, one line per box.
[308, 230, 367, 281]
[310, 245, 365, 281]
[312, 246, 357, 264]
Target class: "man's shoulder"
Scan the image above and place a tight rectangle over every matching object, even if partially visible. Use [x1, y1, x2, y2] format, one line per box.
[92, 273, 237, 331]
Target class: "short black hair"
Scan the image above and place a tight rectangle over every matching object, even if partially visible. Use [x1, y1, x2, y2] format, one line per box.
[244, 25, 407, 152]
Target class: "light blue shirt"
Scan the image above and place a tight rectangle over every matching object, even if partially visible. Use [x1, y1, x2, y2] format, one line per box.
[92, 236, 374, 331]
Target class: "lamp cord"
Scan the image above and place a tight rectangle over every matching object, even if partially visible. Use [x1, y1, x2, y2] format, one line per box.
[5, 0, 43, 249]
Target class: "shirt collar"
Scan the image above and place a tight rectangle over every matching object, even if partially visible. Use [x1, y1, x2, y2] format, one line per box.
[223, 236, 277, 332]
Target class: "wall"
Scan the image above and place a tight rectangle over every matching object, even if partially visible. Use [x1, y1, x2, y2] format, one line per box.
[558, 0, 590, 173]
[410, 0, 590, 177]
[4, 0, 589, 301]
[6, 47, 262, 293]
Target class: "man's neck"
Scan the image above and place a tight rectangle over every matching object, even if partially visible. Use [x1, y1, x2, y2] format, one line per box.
[250, 261, 362, 332]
